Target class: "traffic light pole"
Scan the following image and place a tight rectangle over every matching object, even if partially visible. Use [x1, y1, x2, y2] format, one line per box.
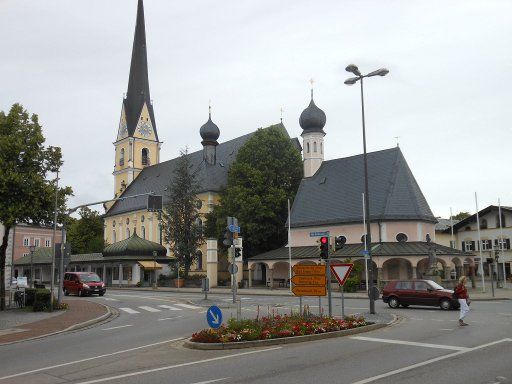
[231, 244, 236, 304]
[327, 257, 332, 317]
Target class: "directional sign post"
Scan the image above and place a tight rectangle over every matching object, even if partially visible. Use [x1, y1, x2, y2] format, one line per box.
[330, 263, 354, 319]
[206, 305, 223, 329]
[291, 265, 326, 299]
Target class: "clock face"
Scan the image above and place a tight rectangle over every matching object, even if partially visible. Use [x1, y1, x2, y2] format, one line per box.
[119, 121, 128, 138]
[138, 121, 152, 137]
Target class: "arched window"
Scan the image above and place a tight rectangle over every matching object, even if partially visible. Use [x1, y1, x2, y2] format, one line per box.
[396, 233, 408, 242]
[126, 228, 130, 238]
[119, 148, 125, 166]
[306, 142, 310, 153]
[112, 230, 116, 243]
[480, 219, 488, 229]
[141, 226, 146, 239]
[313, 141, 317, 152]
[142, 148, 150, 166]
[196, 250, 203, 270]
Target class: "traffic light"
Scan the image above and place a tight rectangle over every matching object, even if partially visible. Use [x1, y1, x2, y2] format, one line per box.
[223, 227, 233, 246]
[335, 236, 347, 251]
[235, 248, 242, 258]
[319, 236, 329, 259]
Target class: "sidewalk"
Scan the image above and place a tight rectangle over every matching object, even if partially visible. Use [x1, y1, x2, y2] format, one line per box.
[0, 299, 111, 345]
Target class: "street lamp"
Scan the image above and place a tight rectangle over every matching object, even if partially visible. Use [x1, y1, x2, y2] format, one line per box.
[152, 250, 157, 289]
[29, 245, 36, 288]
[344, 64, 389, 314]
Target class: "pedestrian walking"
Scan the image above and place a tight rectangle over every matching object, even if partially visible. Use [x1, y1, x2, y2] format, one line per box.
[455, 275, 470, 326]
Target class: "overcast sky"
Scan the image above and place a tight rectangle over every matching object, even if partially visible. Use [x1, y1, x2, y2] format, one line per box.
[2, 0, 511, 218]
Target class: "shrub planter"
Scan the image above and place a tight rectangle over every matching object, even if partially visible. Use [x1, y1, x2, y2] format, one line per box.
[174, 278, 185, 288]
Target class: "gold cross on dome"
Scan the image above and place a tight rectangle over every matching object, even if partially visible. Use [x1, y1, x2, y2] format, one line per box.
[309, 78, 315, 87]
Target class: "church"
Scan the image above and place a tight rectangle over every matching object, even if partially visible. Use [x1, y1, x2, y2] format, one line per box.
[13, 0, 472, 289]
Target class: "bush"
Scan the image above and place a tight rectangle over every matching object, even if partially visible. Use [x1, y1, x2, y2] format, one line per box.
[343, 276, 360, 292]
[33, 289, 51, 312]
[25, 288, 37, 306]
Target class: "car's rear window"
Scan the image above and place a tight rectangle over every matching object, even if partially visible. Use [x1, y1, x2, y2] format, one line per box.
[80, 274, 101, 282]
[395, 281, 413, 290]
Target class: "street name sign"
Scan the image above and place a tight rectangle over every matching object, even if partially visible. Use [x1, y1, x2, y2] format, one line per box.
[292, 265, 326, 275]
[310, 231, 329, 237]
[292, 286, 327, 296]
[228, 224, 241, 233]
[206, 305, 223, 329]
[330, 263, 354, 286]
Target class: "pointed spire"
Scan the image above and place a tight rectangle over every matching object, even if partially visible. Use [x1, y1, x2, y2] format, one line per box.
[309, 78, 315, 100]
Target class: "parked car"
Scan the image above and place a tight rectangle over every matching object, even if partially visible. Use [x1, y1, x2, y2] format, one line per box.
[382, 279, 459, 310]
[63, 272, 106, 297]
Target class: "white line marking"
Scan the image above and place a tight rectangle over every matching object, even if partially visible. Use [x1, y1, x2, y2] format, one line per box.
[119, 307, 140, 314]
[0, 337, 184, 380]
[191, 379, 229, 384]
[158, 305, 182, 311]
[199, 310, 207, 314]
[350, 336, 470, 351]
[175, 303, 201, 309]
[409, 317, 423, 320]
[139, 306, 161, 313]
[351, 339, 512, 384]
[102, 325, 133, 331]
[158, 316, 183, 321]
[103, 298, 119, 301]
[439, 329, 454, 331]
[73, 347, 281, 384]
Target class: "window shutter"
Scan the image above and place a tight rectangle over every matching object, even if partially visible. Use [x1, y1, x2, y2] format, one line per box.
[471, 241, 476, 251]
[507, 239, 510, 250]
[462, 241, 465, 250]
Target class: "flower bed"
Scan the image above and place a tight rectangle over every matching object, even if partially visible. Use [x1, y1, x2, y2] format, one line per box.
[191, 314, 369, 343]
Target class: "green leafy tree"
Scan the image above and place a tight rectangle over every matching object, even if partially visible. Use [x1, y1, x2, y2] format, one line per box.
[452, 211, 471, 221]
[162, 149, 204, 278]
[0, 104, 72, 310]
[208, 125, 303, 257]
[66, 207, 105, 254]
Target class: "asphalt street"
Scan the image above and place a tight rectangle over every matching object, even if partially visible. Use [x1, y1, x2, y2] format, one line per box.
[0, 289, 511, 384]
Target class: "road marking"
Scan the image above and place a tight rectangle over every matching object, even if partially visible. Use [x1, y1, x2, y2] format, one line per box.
[158, 305, 182, 311]
[409, 317, 423, 320]
[350, 336, 470, 351]
[139, 306, 161, 313]
[103, 298, 119, 301]
[175, 303, 201, 309]
[351, 338, 512, 384]
[72, 347, 282, 384]
[0, 337, 184, 380]
[119, 307, 140, 314]
[191, 379, 229, 384]
[102, 325, 133, 331]
[158, 316, 183, 321]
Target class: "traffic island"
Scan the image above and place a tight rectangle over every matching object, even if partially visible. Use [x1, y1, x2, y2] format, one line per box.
[184, 313, 395, 350]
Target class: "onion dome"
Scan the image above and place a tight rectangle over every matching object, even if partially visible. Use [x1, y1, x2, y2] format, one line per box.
[299, 90, 326, 134]
[200, 109, 220, 144]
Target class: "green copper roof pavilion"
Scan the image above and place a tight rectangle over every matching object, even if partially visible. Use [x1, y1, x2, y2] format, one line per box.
[102, 233, 167, 257]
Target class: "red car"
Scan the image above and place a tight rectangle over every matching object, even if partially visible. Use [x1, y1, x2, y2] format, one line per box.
[382, 279, 459, 310]
[63, 272, 106, 297]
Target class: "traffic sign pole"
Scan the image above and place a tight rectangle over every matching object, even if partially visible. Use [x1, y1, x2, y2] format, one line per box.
[327, 258, 332, 317]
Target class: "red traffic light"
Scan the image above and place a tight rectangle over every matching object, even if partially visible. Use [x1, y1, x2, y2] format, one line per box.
[320, 236, 328, 244]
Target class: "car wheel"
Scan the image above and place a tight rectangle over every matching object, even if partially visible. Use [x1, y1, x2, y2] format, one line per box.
[440, 298, 452, 310]
[388, 297, 399, 308]
[401, 304, 409, 308]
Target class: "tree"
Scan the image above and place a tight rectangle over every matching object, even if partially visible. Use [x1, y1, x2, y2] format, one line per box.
[0, 104, 72, 310]
[207, 125, 303, 257]
[66, 207, 105, 254]
[452, 211, 471, 221]
[162, 149, 204, 278]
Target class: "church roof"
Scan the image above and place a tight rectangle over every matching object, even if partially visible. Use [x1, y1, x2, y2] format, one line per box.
[102, 233, 166, 257]
[123, 0, 158, 140]
[105, 123, 293, 217]
[289, 147, 436, 227]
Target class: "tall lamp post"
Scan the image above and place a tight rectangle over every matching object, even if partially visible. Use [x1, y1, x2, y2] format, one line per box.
[29, 245, 36, 288]
[152, 250, 157, 290]
[345, 64, 389, 314]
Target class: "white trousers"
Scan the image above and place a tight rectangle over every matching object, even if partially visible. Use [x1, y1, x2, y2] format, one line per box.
[458, 298, 470, 320]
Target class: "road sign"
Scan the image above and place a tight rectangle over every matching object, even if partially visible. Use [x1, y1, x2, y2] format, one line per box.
[361, 250, 369, 256]
[310, 231, 330, 237]
[206, 305, 223, 329]
[228, 264, 238, 274]
[292, 286, 327, 296]
[291, 275, 326, 285]
[292, 265, 326, 275]
[228, 224, 240, 233]
[330, 263, 354, 286]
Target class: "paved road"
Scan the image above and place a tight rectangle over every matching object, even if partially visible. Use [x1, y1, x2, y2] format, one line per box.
[0, 290, 511, 384]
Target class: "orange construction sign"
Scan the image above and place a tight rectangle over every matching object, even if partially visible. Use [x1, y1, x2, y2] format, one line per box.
[291, 275, 326, 286]
[292, 286, 327, 296]
[292, 265, 326, 275]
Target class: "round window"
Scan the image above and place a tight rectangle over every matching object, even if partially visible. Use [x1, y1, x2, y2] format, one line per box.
[396, 233, 408, 242]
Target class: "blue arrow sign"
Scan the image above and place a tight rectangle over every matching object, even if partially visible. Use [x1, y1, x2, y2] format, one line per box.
[228, 224, 241, 233]
[206, 305, 223, 329]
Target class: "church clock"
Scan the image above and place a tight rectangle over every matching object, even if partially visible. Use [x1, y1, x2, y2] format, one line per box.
[138, 121, 152, 137]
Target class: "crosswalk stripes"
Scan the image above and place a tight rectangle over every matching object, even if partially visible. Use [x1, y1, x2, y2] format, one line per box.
[158, 305, 182, 311]
[119, 307, 140, 314]
[118, 303, 202, 315]
[138, 306, 161, 312]
[173, 303, 201, 309]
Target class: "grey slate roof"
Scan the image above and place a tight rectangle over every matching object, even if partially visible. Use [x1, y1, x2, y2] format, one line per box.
[452, 205, 512, 232]
[13, 251, 173, 265]
[123, 0, 158, 140]
[289, 147, 436, 228]
[105, 123, 293, 217]
[250, 242, 471, 261]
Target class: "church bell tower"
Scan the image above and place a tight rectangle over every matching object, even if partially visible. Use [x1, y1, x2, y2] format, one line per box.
[113, 0, 161, 197]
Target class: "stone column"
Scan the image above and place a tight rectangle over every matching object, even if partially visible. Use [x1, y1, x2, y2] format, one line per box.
[206, 238, 218, 288]
[118, 264, 123, 288]
[377, 267, 382, 289]
[269, 268, 274, 290]
[444, 266, 451, 280]
[248, 267, 252, 288]
[412, 266, 417, 279]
